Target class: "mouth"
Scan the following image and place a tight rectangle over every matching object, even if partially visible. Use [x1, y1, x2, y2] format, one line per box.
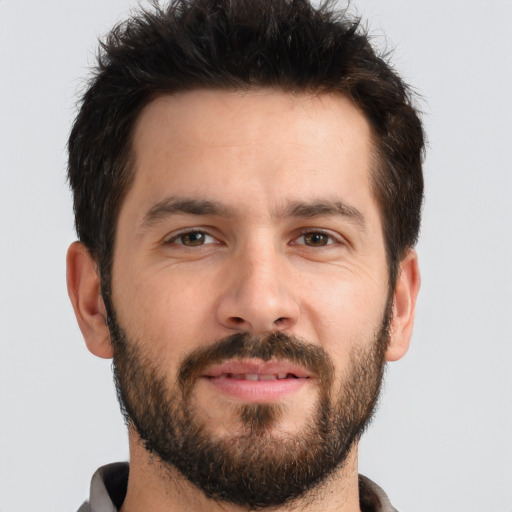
[201, 359, 312, 402]
[212, 372, 304, 381]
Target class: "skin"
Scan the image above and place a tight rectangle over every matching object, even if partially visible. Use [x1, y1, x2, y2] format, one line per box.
[67, 89, 420, 512]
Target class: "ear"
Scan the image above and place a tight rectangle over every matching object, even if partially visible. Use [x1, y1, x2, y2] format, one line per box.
[66, 241, 113, 359]
[385, 248, 421, 362]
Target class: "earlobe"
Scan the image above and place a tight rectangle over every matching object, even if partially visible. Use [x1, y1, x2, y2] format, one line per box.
[385, 249, 421, 362]
[66, 241, 114, 359]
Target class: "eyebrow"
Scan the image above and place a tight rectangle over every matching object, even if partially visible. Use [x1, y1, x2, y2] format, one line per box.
[141, 197, 232, 228]
[140, 196, 367, 231]
[281, 199, 367, 230]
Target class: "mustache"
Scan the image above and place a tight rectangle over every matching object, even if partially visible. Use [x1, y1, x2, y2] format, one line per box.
[178, 331, 335, 395]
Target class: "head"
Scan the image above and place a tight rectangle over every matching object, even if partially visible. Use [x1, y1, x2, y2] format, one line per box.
[67, 0, 423, 509]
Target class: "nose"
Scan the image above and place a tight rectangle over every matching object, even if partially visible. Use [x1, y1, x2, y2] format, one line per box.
[215, 248, 300, 335]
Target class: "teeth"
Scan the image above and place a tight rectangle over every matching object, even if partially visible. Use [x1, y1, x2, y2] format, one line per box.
[222, 373, 288, 381]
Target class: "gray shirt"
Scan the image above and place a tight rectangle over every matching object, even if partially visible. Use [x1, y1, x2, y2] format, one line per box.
[78, 462, 398, 512]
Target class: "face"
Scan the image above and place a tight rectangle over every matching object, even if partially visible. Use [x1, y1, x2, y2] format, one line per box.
[108, 89, 393, 506]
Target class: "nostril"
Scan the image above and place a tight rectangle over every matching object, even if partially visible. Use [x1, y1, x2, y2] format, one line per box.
[231, 317, 245, 325]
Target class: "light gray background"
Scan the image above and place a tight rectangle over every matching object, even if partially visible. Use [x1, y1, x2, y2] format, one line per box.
[1, 1, 511, 511]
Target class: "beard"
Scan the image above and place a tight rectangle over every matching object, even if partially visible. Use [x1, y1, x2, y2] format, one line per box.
[107, 301, 391, 509]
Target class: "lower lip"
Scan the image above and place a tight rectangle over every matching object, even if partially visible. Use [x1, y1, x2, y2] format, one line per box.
[204, 376, 308, 402]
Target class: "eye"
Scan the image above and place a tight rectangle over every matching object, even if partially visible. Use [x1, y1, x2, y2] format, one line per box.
[296, 231, 336, 247]
[166, 230, 216, 247]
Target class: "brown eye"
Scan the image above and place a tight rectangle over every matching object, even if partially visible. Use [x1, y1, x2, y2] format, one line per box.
[181, 232, 205, 246]
[169, 231, 215, 246]
[302, 232, 331, 247]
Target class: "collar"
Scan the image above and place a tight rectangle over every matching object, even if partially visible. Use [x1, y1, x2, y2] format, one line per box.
[81, 462, 398, 512]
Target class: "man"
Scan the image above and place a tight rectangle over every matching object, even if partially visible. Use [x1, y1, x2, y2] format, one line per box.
[66, 0, 424, 510]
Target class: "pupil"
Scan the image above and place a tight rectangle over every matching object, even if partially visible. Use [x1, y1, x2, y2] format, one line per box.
[184, 232, 204, 245]
[307, 233, 326, 246]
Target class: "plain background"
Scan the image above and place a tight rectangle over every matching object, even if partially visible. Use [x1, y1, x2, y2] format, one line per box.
[1, 1, 511, 511]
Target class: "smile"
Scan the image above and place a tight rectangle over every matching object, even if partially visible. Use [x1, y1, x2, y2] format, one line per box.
[211, 372, 306, 381]
[201, 359, 312, 402]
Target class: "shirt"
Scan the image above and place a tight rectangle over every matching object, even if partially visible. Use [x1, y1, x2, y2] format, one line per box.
[78, 462, 399, 512]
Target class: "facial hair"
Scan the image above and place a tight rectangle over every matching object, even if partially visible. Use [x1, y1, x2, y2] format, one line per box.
[107, 304, 391, 509]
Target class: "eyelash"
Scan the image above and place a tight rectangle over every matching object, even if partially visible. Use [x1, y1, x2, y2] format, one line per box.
[164, 230, 217, 247]
[164, 229, 342, 248]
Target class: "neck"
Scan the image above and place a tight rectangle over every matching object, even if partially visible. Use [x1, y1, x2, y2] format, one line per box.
[120, 429, 362, 512]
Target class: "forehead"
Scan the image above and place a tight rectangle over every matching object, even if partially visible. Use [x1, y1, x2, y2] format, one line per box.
[125, 88, 376, 220]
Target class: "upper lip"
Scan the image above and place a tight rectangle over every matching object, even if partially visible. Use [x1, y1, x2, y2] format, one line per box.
[202, 359, 312, 379]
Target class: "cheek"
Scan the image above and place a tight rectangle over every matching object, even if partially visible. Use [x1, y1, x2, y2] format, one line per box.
[113, 267, 216, 365]
[302, 273, 388, 360]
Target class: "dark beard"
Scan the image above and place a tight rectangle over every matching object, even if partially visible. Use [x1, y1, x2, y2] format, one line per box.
[107, 306, 390, 509]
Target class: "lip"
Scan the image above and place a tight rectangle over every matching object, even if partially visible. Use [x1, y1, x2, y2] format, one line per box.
[203, 359, 312, 379]
[201, 359, 312, 403]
